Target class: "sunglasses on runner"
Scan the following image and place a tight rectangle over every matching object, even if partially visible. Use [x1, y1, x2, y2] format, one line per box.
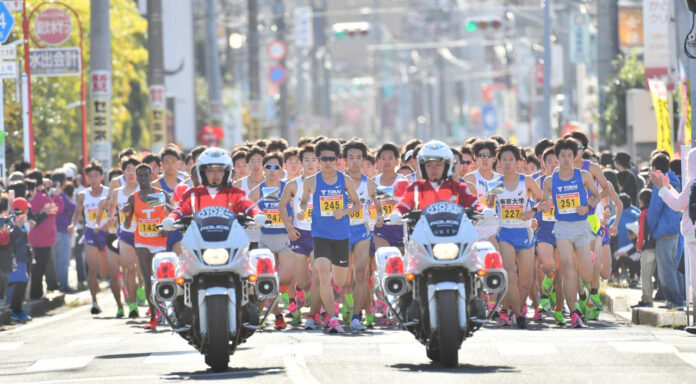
[461, 160, 473, 165]
[264, 164, 281, 170]
[577, 145, 585, 151]
[319, 156, 337, 162]
[477, 153, 492, 159]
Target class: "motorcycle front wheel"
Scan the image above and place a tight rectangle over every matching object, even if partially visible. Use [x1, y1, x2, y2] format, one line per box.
[205, 295, 230, 372]
[436, 290, 460, 367]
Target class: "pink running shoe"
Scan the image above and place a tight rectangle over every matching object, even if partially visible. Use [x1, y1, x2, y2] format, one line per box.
[532, 308, 543, 321]
[314, 312, 324, 326]
[286, 301, 300, 316]
[570, 311, 583, 328]
[327, 317, 344, 333]
[296, 289, 306, 307]
[498, 311, 512, 326]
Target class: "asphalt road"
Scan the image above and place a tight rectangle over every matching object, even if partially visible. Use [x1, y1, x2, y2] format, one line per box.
[1, 290, 696, 384]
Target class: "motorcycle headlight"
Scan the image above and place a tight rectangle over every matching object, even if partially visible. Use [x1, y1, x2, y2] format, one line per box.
[202, 248, 230, 265]
[432, 243, 460, 260]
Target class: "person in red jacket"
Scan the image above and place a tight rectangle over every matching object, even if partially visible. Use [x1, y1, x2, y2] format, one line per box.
[396, 140, 478, 214]
[163, 148, 260, 232]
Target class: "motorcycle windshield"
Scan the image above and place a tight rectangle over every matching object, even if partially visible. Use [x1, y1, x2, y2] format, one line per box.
[421, 201, 464, 237]
[192, 206, 237, 243]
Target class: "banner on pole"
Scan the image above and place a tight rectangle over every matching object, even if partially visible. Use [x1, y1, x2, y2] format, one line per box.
[149, 85, 167, 153]
[90, 70, 112, 170]
[649, 79, 673, 157]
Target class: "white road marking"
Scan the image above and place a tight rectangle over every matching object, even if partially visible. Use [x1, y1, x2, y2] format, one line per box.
[143, 350, 203, 365]
[608, 341, 679, 354]
[65, 337, 122, 347]
[263, 342, 323, 357]
[496, 343, 558, 356]
[26, 356, 94, 372]
[676, 352, 696, 369]
[379, 343, 425, 356]
[282, 353, 320, 384]
[0, 341, 24, 351]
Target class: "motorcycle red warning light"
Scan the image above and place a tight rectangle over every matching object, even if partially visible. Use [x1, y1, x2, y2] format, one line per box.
[386, 256, 405, 274]
[257, 257, 274, 274]
[484, 252, 503, 270]
[157, 261, 176, 279]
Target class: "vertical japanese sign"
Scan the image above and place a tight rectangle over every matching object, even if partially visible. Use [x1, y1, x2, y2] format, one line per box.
[149, 85, 166, 153]
[648, 79, 673, 157]
[90, 70, 112, 170]
[642, 0, 670, 84]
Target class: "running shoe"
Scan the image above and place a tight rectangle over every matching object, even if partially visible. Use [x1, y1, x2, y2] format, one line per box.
[136, 286, 147, 307]
[290, 309, 302, 325]
[280, 292, 290, 307]
[554, 310, 565, 326]
[350, 318, 366, 331]
[128, 303, 139, 319]
[589, 294, 603, 311]
[116, 306, 124, 319]
[498, 311, 512, 326]
[577, 298, 587, 319]
[516, 315, 527, 329]
[570, 311, 583, 328]
[539, 297, 551, 312]
[342, 293, 354, 325]
[275, 316, 287, 330]
[91, 302, 102, 315]
[304, 317, 317, 330]
[587, 307, 600, 321]
[10, 311, 31, 322]
[532, 308, 543, 321]
[144, 316, 157, 330]
[285, 301, 300, 317]
[550, 291, 557, 307]
[327, 317, 344, 333]
[541, 274, 554, 296]
[364, 313, 375, 328]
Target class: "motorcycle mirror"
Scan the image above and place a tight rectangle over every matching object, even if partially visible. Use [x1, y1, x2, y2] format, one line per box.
[376, 186, 395, 200]
[261, 187, 280, 201]
[486, 180, 504, 196]
[146, 192, 167, 207]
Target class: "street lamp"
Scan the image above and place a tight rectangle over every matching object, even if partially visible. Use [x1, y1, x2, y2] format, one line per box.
[229, 32, 245, 49]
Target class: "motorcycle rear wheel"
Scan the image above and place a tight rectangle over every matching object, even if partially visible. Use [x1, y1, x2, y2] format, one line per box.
[436, 290, 460, 367]
[205, 295, 230, 372]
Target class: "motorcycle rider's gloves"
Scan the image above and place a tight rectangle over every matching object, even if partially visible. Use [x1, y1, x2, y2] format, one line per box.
[388, 212, 403, 224]
[254, 213, 268, 226]
[162, 217, 175, 231]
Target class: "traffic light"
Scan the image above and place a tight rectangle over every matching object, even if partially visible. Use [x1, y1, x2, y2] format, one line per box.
[333, 22, 370, 38]
[464, 17, 503, 33]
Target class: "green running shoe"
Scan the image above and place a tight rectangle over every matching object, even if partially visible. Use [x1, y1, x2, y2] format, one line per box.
[587, 307, 600, 321]
[136, 286, 147, 307]
[554, 310, 565, 325]
[550, 291, 557, 307]
[116, 306, 125, 319]
[364, 314, 375, 328]
[541, 275, 554, 296]
[540, 297, 551, 312]
[577, 299, 587, 318]
[590, 293, 603, 311]
[290, 309, 302, 325]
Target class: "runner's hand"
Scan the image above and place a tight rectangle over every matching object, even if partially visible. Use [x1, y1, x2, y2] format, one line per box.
[296, 210, 305, 221]
[576, 206, 589, 216]
[288, 227, 300, 242]
[333, 209, 346, 220]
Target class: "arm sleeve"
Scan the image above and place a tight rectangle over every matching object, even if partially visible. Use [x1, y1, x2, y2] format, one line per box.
[646, 192, 663, 231]
[396, 184, 415, 214]
[168, 189, 194, 220]
[658, 184, 690, 212]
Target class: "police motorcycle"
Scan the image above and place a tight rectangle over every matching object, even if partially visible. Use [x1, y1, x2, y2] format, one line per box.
[147, 188, 280, 372]
[374, 180, 508, 368]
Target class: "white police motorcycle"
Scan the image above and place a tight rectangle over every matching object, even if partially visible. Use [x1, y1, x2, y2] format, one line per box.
[375, 183, 508, 367]
[148, 188, 280, 372]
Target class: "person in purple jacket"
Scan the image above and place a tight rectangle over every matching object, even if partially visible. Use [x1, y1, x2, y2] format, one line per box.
[25, 169, 63, 300]
[52, 170, 76, 293]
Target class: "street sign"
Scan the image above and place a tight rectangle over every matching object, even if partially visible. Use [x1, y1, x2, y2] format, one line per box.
[0, 60, 16, 78]
[35, 7, 72, 46]
[0, 2, 15, 44]
[267, 40, 287, 61]
[569, 11, 589, 64]
[269, 65, 287, 85]
[294, 7, 314, 48]
[29, 47, 80, 77]
[0, 45, 15, 60]
[2, 1, 21, 12]
[482, 104, 498, 134]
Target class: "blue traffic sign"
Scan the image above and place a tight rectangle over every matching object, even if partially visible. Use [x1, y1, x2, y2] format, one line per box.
[269, 65, 287, 85]
[0, 2, 15, 44]
[482, 104, 498, 134]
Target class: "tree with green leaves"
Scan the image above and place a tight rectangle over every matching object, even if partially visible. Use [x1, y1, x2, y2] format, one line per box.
[600, 52, 645, 147]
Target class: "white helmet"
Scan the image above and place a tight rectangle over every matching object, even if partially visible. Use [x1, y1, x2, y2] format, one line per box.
[196, 147, 233, 187]
[417, 140, 454, 182]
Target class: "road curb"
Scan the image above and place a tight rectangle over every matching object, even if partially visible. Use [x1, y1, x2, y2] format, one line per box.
[603, 287, 687, 328]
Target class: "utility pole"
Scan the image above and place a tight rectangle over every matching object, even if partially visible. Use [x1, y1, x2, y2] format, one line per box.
[147, 0, 166, 152]
[373, 0, 383, 142]
[597, 0, 619, 146]
[274, 0, 289, 139]
[206, 0, 223, 126]
[89, 0, 113, 170]
[247, 0, 261, 140]
[542, 0, 552, 139]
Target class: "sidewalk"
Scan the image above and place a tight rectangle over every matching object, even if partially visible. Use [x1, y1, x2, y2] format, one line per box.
[603, 286, 690, 328]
